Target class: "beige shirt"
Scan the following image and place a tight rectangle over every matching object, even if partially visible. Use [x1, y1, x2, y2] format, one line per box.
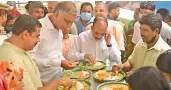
[129, 36, 171, 71]
[0, 42, 42, 90]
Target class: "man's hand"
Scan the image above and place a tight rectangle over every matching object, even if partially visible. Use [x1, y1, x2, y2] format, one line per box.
[84, 54, 96, 64]
[61, 60, 76, 69]
[112, 64, 124, 72]
[104, 32, 111, 46]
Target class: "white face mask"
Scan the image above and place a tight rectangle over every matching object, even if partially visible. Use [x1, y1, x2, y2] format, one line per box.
[80, 12, 92, 21]
[9, 6, 14, 10]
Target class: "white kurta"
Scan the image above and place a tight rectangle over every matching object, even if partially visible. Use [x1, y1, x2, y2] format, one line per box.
[67, 30, 122, 64]
[32, 15, 64, 82]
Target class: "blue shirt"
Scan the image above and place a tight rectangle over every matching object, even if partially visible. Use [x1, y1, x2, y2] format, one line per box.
[75, 17, 93, 35]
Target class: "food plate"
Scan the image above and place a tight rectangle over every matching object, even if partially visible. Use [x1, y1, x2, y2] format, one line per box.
[96, 82, 129, 90]
[58, 79, 91, 90]
[79, 61, 106, 71]
[61, 68, 91, 79]
[93, 70, 125, 82]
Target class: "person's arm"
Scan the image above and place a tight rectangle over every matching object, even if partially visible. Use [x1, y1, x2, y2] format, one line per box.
[122, 60, 132, 72]
[108, 36, 122, 64]
[66, 36, 85, 61]
[38, 77, 73, 90]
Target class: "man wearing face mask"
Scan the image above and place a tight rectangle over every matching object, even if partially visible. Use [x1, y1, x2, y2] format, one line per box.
[112, 14, 171, 73]
[7, 1, 20, 18]
[132, 1, 171, 46]
[75, 2, 93, 35]
[67, 17, 121, 65]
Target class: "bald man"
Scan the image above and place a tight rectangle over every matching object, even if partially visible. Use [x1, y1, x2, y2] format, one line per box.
[86, 2, 125, 52]
[67, 17, 121, 65]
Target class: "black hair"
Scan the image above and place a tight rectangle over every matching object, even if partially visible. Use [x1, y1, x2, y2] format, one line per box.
[6, 14, 15, 24]
[12, 14, 42, 35]
[127, 66, 170, 90]
[140, 1, 155, 11]
[139, 13, 162, 33]
[108, 2, 120, 12]
[157, 49, 171, 74]
[157, 8, 170, 22]
[80, 2, 93, 11]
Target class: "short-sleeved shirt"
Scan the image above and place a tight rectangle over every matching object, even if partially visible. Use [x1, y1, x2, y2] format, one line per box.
[128, 36, 171, 71]
[0, 41, 42, 90]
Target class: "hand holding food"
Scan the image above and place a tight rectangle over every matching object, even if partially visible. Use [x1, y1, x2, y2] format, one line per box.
[61, 60, 77, 69]
[84, 54, 96, 64]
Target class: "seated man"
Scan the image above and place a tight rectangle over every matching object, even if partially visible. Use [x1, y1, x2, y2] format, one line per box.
[156, 49, 171, 87]
[0, 14, 73, 90]
[67, 17, 121, 65]
[112, 14, 171, 72]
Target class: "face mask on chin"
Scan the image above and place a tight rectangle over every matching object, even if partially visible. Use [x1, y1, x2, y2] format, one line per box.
[80, 12, 92, 21]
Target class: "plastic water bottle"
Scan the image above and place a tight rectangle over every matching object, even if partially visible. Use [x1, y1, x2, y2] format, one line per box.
[106, 59, 110, 71]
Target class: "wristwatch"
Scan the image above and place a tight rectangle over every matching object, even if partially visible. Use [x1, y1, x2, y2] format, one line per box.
[107, 44, 112, 47]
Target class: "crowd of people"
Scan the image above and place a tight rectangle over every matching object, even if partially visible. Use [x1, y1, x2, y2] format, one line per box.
[0, 1, 171, 90]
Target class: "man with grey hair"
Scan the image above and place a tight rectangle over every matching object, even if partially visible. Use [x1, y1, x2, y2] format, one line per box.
[28, 1, 44, 19]
[32, 1, 78, 82]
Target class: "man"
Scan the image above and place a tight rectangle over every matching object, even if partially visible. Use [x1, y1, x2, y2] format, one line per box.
[47, 1, 78, 35]
[156, 49, 171, 88]
[7, 1, 20, 18]
[0, 14, 73, 90]
[75, 2, 93, 34]
[86, 2, 125, 52]
[32, 1, 77, 82]
[107, 2, 120, 21]
[28, 1, 45, 19]
[112, 14, 171, 72]
[132, 1, 171, 45]
[157, 8, 170, 24]
[0, 3, 9, 45]
[47, 1, 59, 13]
[67, 17, 121, 65]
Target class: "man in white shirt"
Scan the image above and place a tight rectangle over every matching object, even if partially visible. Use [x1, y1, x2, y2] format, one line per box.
[132, 1, 171, 45]
[67, 17, 121, 65]
[32, 1, 77, 82]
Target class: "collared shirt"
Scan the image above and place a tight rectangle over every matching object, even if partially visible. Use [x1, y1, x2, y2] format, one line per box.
[86, 19, 125, 51]
[32, 15, 64, 82]
[75, 17, 93, 35]
[67, 30, 122, 64]
[132, 21, 171, 44]
[129, 36, 171, 71]
[63, 34, 77, 59]
[0, 42, 42, 90]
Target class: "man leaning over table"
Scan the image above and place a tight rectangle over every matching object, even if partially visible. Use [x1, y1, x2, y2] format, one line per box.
[31, 1, 78, 83]
[112, 14, 171, 73]
[67, 16, 121, 65]
[0, 14, 73, 90]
